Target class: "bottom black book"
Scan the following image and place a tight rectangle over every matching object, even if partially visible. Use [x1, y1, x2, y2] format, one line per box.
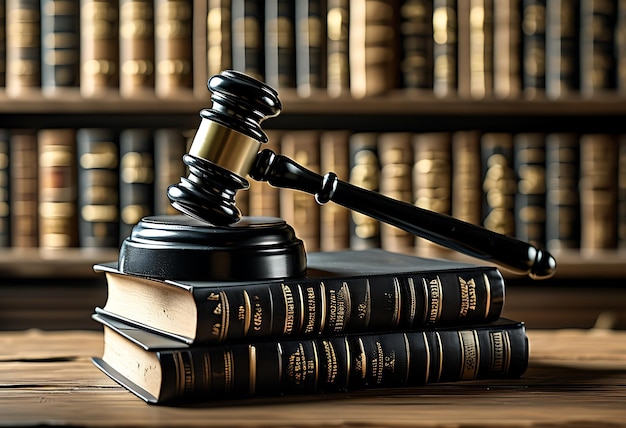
[92, 313, 528, 405]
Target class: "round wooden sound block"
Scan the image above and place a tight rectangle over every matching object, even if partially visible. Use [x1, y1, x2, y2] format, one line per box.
[118, 215, 307, 281]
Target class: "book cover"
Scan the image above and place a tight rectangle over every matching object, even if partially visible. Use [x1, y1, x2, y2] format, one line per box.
[349, 0, 399, 98]
[432, 0, 457, 98]
[264, 0, 296, 89]
[579, 133, 618, 251]
[154, 0, 193, 98]
[545, 0, 579, 99]
[295, 0, 326, 97]
[119, 129, 155, 242]
[80, 0, 119, 97]
[521, 0, 546, 98]
[77, 128, 120, 248]
[41, 0, 81, 96]
[207, 0, 232, 78]
[514, 133, 546, 249]
[378, 132, 414, 253]
[0, 131, 8, 247]
[94, 248, 506, 345]
[6, 0, 41, 97]
[399, 0, 433, 91]
[319, 130, 351, 251]
[38, 129, 79, 248]
[545, 133, 580, 251]
[9, 130, 38, 248]
[279, 130, 321, 252]
[92, 312, 527, 404]
[119, 0, 155, 98]
[348, 132, 380, 250]
[231, 0, 264, 81]
[326, 0, 350, 97]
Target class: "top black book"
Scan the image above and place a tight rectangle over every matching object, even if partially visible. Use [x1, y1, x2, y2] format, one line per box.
[94, 249, 505, 344]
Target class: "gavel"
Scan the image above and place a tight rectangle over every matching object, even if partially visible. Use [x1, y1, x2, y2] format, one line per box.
[167, 70, 556, 280]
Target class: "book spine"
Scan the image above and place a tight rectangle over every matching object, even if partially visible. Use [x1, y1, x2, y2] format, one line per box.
[80, 0, 119, 97]
[481, 133, 516, 237]
[41, 0, 81, 95]
[432, 0, 457, 98]
[156, 321, 526, 402]
[295, 0, 326, 97]
[247, 130, 281, 218]
[119, 0, 155, 98]
[579, 133, 618, 251]
[326, 0, 350, 97]
[619, 135, 626, 249]
[0, 131, 9, 247]
[207, 0, 232, 77]
[191, 0, 207, 98]
[412, 132, 452, 251]
[77, 128, 120, 248]
[349, 0, 399, 98]
[154, 0, 193, 98]
[119, 129, 154, 242]
[467, 0, 494, 100]
[319, 130, 350, 251]
[451, 130, 482, 225]
[279, 130, 321, 252]
[545, 0, 579, 99]
[264, 0, 296, 89]
[231, 0, 264, 81]
[348, 132, 380, 250]
[514, 133, 546, 248]
[38, 129, 79, 248]
[9, 131, 39, 248]
[154, 128, 187, 216]
[521, 0, 546, 98]
[493, 0, 521, 99]
[192, 262, 505, 344]
[617, 0, 626, 95]
[545, 133, 580, 251]
[6, 0, 41, 97]
[0, 0, 5, 87]
[579, 0, 616, 97]
[399, 0, 433, 91]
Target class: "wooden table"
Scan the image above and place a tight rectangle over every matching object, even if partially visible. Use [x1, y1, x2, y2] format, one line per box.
[1, 328, 626, 427]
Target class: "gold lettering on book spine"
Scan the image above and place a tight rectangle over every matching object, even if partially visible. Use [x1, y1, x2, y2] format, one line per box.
[242, 290, 251, 336]
[458, 330, 480, 380]
[304, 286, 317, 334]
[355, 338, 367, 379]
[426, 277, 443, 323]
[490, 331, 511, 374]
[322, 340, 338, 384]
[391, 277, 402, 328]
[281, 284, 296, 335]
[248, 345, 257, 395]
[406, 277, 417, 327]
[458, 276, 478, 317]
[223, 350, 233, 393]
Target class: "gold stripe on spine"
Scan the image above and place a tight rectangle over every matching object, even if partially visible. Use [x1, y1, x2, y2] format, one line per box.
[243, 290, 251, 336]
[435, 332, 443, 382]
[219, 291, 229, 342]
[403, 333, 411, 385]
[407, 277, 417, 327]
[189, 119, 262, 177]
[504, 331, 512, 373]
[343, 337, 351, 389]
[223, 350, 233, 393]
[311, 340, 320, 391]
[364, 279, 372, 327]
[296, 283, 305, 335]
[319, 281, 327, 332]
[203, 353, 211, 394]
[357, 338, 367, 379]
[392, 277, 401, 328]
[483, 273, 492, 319]
[248, 345, 257, 395]
[277, 343, 284, 384]
[174, 353, 184, 396]
[422, 332, 430, 384]
[421, 278, 429, 324]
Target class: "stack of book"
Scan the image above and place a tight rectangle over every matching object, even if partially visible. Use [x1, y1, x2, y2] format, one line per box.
[91, 247, 529, 404]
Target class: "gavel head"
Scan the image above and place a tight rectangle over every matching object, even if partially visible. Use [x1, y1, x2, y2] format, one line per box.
[167, 70, 282, 225]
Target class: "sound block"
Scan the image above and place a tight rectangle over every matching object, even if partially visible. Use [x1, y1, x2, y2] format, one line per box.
[118, 215, 307, 281]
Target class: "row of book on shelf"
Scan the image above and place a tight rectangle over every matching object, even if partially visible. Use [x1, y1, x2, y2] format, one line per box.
[0, 126, 624, 254]
[2, 0, 626, 100]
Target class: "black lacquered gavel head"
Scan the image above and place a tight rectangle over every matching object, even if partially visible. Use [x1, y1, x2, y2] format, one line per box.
[167, 70, 282, 225]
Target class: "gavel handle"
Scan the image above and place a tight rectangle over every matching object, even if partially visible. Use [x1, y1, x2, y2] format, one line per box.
[251, 149, 556, 280]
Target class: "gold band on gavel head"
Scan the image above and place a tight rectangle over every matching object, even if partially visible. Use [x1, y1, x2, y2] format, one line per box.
[188, 118, 262, 178]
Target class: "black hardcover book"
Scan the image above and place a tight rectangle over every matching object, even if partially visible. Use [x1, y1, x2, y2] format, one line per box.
[41, 0, 80, 94]
[77, 128, 120, 248]
[295, 0, 326, 97]
[95, 249, 505, 345]
[92, 312, 528, 404]
[264, 0, 296, 89]
[231, 0, 264, 80]
[119, 129, 154, 242]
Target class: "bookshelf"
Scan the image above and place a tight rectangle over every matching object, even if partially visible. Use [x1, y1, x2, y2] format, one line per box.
[1, 0, 626, 283]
